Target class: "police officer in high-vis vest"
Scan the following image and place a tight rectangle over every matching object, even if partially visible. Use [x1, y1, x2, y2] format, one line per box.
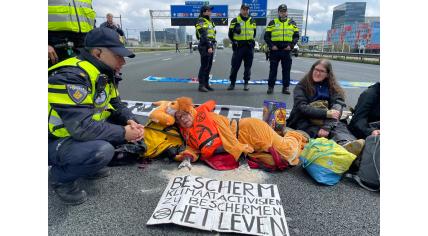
[48, 0, 96, 67]
[227, 3, 257, 91]
[264, 4, 299, 94]
[48, 28, 144, 205]
[195, 5, 217, 92]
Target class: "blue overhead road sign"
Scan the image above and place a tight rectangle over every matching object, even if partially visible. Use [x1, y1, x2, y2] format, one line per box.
[185, 1, 209, 5]
[243, 0, 267, 18]
[242, 0, 267, 25]
[301, 36, 309, 44]
[171, 5, 228, 26]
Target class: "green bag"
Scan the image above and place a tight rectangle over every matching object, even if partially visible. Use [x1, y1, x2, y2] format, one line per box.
[300, 138, 357, 185]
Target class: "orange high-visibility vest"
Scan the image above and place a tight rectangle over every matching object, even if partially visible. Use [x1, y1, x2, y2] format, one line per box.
[180, 101, 223, 159]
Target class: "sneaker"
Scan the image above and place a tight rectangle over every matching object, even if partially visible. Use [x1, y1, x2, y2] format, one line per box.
[227, 84, 235, 90]
[85, 168, 110, 180]
[243, 83, 249, 91]
[205, 85, 214, 91]
[51, 181, 87, 205]
[342, 139, 365, 156]
[267, 87, 274, 94]
[198, 85, 208, 92]
[282, 87, 290, 94]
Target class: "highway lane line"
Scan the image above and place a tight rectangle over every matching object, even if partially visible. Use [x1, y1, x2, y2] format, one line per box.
[162, 58, 172, 61]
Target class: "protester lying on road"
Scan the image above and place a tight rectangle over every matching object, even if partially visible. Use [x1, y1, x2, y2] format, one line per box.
[287, 59, 365, 156]
[349, 82, 380, 139]
[171, 97, 308, 171]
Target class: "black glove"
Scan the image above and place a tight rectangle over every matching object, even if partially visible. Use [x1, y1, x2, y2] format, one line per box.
[232, 41, 238, 51]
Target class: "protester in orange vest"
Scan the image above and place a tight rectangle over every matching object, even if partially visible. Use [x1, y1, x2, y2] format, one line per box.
[172, 97, 308, 171]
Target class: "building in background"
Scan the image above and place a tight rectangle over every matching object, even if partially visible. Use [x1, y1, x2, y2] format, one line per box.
[178, 26, 186, 43]
[126, 38, 139, 46]
[365, 16, 380, 24]
[327, 20, 380, 53]
[186, 34, 193, 43]
[331, 2, 366, 29]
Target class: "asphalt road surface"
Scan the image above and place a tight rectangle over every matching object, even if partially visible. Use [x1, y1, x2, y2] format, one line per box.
[49, 48, 380, 236]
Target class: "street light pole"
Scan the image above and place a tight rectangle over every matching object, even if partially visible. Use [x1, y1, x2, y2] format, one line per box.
[304, 0, 309, 37]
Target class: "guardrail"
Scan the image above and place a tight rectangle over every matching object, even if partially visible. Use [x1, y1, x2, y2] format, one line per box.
[300, 50, 380, 63]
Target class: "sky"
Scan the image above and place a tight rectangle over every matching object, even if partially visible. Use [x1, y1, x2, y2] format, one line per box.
[93, 0, 380, 41]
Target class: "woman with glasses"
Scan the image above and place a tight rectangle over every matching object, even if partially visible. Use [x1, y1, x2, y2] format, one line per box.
[286, 59, 365, 156]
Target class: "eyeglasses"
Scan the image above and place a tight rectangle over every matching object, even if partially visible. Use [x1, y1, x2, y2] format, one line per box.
[314, 68, 328, 74]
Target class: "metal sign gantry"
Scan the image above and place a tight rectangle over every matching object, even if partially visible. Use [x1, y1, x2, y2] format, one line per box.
[149, 8, 289, 47]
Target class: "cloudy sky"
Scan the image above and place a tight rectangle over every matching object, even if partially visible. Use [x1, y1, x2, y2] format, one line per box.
[93, 0, 380, 41]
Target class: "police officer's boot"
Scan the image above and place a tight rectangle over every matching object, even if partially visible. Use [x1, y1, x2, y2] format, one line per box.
[227, 83, 235, 90]
[282, 86, 290, 94]
[205, 84, 214, 91]
[198, 84, 208, 92]
[267, 86, 274, 94]
[50, 180, 88, 205]
[243, 82, 249, 91]
[85, 168, 110, 180]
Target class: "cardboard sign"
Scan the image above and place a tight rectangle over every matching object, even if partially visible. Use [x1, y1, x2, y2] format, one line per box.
[147, 175, 289, 236]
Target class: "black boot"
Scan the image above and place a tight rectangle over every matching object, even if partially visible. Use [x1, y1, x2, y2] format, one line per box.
[282, 86, 290, 94]
[243, 82, 249, 91]
[205, 84, 214, 91]
[198, 85, 208, 92]
[85, 168, 110, 180]
[227, 83, 235, 90]
[267, 87, 274, 94]
[51, 180, 87, 205]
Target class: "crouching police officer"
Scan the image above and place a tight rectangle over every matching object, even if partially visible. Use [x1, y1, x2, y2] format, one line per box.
[264, 4, 299, 94]
[227, 3, 256, 91]
[195, 5, 216, 92]
[48, 27, 144, 205]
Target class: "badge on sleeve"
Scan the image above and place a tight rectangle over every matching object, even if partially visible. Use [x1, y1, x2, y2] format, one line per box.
[67, 84, 88, 104]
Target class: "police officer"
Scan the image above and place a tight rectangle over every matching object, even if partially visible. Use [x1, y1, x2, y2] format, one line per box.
[227, 3, 257, 91]
[48, 28, 144, 205]
[195, 5, 217, 92]
[264, 4, 299, 94]
[48, 0, 96, 67]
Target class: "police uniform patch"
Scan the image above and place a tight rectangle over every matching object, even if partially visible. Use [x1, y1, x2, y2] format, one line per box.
[94, 90, 107, 105]
[67, 84, 88, 104]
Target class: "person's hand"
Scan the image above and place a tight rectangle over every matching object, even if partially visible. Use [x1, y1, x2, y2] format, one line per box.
[178, 157, 192, 170]
[285, 45, 291, 50]
[125, 125, 143, 142]
[272, 45, 278, 51]
[48, 45, 58, 64]
[371, 130, 380, 136]
[326, 109, 341, 120]
[127, 120, 144, 140]
[318, 128, 329, 138]
[208, 47, 213, 54]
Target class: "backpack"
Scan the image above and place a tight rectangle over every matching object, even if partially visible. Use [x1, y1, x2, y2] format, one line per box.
[346, 135, 380, 191]
[300, 138, 357, 186]
[143, 121, 185, 159]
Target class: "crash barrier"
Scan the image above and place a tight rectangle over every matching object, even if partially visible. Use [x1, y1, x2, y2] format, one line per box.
[300, 50, 380, 64]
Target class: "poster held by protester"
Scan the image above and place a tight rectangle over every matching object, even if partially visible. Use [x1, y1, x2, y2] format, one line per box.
[147, 175, 290, 236]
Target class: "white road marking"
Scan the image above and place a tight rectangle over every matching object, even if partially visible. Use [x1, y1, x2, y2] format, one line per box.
[162, 58, 172, 61]
[291, 70, 305, 73]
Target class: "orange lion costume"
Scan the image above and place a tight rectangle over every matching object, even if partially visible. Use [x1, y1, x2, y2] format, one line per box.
[173, 97, 308, 171]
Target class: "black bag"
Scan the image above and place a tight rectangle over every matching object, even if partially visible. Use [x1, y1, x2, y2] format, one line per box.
[108, 140, 147, 166]
[346, 135, 380, 191]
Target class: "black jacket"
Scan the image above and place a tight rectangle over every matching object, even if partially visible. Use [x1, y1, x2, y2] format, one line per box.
[100, 22, 125, 36]
[48, 50, 137, 143]
[287, 81, 345, 138]
[349, 82, 380, 139]
[264, 17, 299, 50]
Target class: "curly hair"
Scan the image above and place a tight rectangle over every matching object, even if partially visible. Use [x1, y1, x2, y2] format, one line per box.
[300, 59, 345, 99]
